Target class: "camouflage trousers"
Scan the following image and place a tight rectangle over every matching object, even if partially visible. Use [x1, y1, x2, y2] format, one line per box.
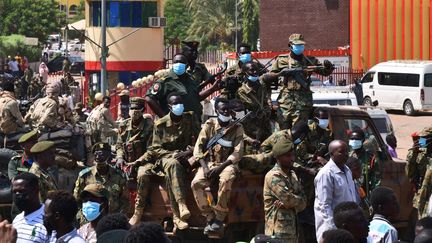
[277, 90, 312, 129]
[191, 163, 238, 221]
[135, 156, 188, 218]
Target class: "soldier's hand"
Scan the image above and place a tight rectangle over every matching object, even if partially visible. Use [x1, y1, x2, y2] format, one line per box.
[315, 156, 328, 166]
[115, 158, 127, 170]
[323, 60, 334, 69]
[124, 161, 138, 174]
[206, 166, 223, 181]
[274, 200, 285, 209]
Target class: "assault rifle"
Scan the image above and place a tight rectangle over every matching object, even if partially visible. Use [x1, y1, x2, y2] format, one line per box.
[198, 61, 228, 90]
[277, 65, 334, 89]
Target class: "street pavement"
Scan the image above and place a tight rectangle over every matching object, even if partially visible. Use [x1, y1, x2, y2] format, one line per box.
[389, 110, 432, 159]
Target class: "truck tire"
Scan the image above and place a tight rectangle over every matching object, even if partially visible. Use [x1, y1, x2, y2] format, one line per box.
[363, 97, 373, 106]
[403, 100, 415, 116]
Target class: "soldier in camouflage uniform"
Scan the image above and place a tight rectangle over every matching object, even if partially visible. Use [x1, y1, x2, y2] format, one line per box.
[28, 141, 58, 202]
[264, 138, 306, 242]
[115, 97, 153, 166]
[416, 164, 432, 218]
[0, 81, 25, 134]
[117, 89, 130, 121]
[129, 94, 199, 230]
[263, 34, 334, 129]
[191, 97, 244, 236]
[74, 143, 129, 223]
[8, 130, 38, 180]
[181, 41, 214, 89]
[86, 96, 118, 143]
[72, 102, 88, 124]
[348, 129, 381, 199]
[27, 77, 44, 99]
[236, 61, 272, 142]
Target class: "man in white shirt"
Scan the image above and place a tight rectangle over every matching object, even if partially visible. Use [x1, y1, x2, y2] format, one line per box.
[314, 140, 359, 241]
[12, 172, 49, 243]
[8, 58, 20, 77]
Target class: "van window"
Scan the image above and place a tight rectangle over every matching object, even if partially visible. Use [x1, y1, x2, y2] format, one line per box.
[378, 72, 419, 87]
[424, 74, 432, 87]
[314, 99, 352, 106]
[371, 118, 389, 133]
[361, 72, 375, 83]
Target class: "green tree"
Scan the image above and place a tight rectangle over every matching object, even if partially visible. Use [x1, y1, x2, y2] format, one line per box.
[0, 0, 66, 42]
[0, 35, 40, 62]
[242, 0, 259, 50]
[164, 0, 192, 44]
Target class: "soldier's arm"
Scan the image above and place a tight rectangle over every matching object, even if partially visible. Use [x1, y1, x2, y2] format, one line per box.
[417, 169, 432, 216]
[40, 102, 59, 128]
[236, 88, 254, 111]
[115, 133, 125, 159]
[73, 174, 84, 200]
[198, 81, 220, 101]
[268, 173, 306, 212]
[227, 125, 245, 164]
[261, 132, 277, 154]
[103, 108, 117, 128]
[145, 81, 166, 118]
[306, 56, 334, 76]
[9, 102, 24, 127]
[193, 122, 210, 161]
[406, 150, 419, 182]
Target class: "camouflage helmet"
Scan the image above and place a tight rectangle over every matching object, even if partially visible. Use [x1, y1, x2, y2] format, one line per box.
[289, 33, 306, 45]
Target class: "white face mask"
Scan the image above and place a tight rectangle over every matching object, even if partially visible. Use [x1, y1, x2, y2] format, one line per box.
[349, 139, 363, 150]
[218, 113, 232, 122]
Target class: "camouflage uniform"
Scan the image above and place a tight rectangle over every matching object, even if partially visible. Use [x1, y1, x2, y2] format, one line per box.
[25, 96, 60, 130]
[407, 148, 432, 192]
[188, 63, 212, 85]
[8, 154, 32, 180]
[236, 81, 272, 142]
[146, 70, 202, 123]
[416, 167, 432, 218]
[0, 91, 25, 134]
[131, 112, 199, 227]
[74, 166, 129, 215]
[115, 115, 153, 163]
[349, 148, 381, 199]
[87, 104, 117, 143]
[29, 162, 59, 202]
[264, 164, 307, 242]
[191, 118, 244, 222]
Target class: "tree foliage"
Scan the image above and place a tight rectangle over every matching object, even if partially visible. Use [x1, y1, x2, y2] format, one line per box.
[164, 0, 192, 44]
[242, 0, 259, 50]
[0, 0, 66, 42]
[0, 35, 41, 62]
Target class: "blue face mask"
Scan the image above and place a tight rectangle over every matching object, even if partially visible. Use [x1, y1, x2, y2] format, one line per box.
[291, 44, 305, 55]
[419, 137, 428, 148]
[171, 103, 184, 116]
[172, 63, 187, 75]
[293, 137, 302, 145]
[239, 53, 252, 63]
[318, 119, 329, 129]
[349, 139, 363, 150]
[82, 201, 101, 222]
[247, 75, 259, 82]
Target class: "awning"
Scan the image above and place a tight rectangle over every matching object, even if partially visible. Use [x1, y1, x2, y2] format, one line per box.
[62, 19, 85, 31]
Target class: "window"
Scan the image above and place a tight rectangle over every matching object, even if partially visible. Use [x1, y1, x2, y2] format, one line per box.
[361, 72, 375, 83]
[344, 118, 383, 154]
[90, 1, 157, 27]
[69, 5, 78, 15]
[313, 99, 352, 106]
[378, 72, 419, 87]
[424, 74, 432, 87]
[371, 118, 389, 134]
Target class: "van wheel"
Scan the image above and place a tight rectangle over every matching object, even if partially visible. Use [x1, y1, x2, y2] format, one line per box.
[403, 100, 415, 116]
[363, 97, 373, 106]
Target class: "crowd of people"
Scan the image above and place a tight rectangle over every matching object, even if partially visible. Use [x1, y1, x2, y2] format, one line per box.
[1, 34, 432, 243]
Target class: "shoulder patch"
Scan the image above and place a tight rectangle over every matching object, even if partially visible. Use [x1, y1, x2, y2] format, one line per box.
[78, 167, 91, 177]
[151, 83, 160, 95]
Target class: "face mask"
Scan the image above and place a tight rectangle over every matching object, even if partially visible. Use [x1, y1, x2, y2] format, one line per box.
[349, 139, 363, 150]
[172, 63, 187, 75]
[419, 137, 428, 148]
[318, 119, 329, 129]
[293, 137, 302, 145]
[218, 113, 232, 123]
[13, 193, 30, 211]
[247, 75, 259, 82]
[82, 201, 101, 222]
[239, 53, 252, 63]
[171, 104, 184, 116]
[291, 44, 305, 55]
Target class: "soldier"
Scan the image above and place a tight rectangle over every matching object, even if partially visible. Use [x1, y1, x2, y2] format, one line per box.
[129, 93, 199, 230]
[27, 77, 44, 99]
[191, 97, 244, 236]
[115, 97, 153, 166]
[117, 89, 130, 121]
[348, 129, 381, 199]
[62, 57, 71, 74]
[264, 138, 306, 242]
[181, 41, 214, 88]
[25, 82, 63, 130]
[226, 43, 266, 80]
[8, 130, 38, 179]
[73, 102, 88, 124]
[0, 81, 25, 134]
[74, 143, 129, 218]
[87, 96, 118, 143]
[262, 34, 334, 129]
[28, 141, 59, 202]
[145, 53, 219, 124]
[236, 61, 272, 142]
[416, 161, 432, 218]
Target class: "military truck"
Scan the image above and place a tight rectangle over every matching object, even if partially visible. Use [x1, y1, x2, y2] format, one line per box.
[139, 106, 415, 242]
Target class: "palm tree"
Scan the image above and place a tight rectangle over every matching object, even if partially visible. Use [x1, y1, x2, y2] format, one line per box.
[242, 0, 259, 50]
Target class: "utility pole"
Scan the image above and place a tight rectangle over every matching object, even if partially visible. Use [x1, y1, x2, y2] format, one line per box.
[235, 0, 238, 52]
[65, 0, 68, 57]
[101, 0, 107, 94]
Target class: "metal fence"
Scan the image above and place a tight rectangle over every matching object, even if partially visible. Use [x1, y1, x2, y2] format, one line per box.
[310, 66, 364, 85]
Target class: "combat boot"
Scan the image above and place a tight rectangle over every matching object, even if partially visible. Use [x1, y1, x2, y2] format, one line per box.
[178, 200, 191, 221]
[173, 214, 189, 230]
[207, 219, 224, 238]
[129, 207, 143, 226]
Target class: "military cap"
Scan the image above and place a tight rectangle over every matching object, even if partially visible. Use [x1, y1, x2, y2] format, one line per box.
[119, 89, 130, 96]
[130, 97, 145, 109]
[30, 141, 55, 153]
[81, 183, 109, 199]
[272, 138, 295, 158]
[181, 41, 200, 51]
[419, 127, 432, 137]
[18, 130, 38, 143]
[289, 33, 306, 45]
[92, 142, 111, 153]
[74, 102, 84, 110]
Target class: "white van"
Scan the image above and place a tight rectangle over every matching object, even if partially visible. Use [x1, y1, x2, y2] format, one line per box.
[361, 60, 432, 115]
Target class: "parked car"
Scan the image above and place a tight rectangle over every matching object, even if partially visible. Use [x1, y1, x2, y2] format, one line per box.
[47, 55, 84, 74]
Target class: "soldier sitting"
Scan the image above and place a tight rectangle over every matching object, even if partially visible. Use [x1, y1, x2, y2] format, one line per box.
[129, 93, 199, 230]
[0, 80, 25, 134]
[191, 97, 244, 236]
